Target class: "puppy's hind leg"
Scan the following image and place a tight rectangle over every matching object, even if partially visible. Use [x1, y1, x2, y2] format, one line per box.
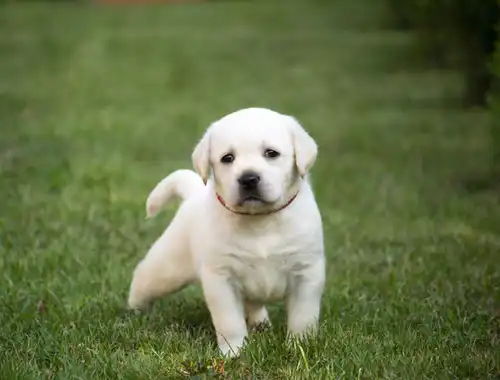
[245, 302, 271, 331]
[128, 227, 194, 311]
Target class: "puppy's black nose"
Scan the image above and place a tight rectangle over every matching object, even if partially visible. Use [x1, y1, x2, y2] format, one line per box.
[238, 172, 260, 189]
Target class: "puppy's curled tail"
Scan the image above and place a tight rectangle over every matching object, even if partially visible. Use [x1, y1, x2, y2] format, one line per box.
[145, 169, 205, 218]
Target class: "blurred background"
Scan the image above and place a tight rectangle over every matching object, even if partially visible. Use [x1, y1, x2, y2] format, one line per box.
[1, 0, 499, 378]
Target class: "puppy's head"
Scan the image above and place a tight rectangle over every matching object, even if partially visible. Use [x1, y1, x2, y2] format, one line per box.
[192, 108, 317, 213]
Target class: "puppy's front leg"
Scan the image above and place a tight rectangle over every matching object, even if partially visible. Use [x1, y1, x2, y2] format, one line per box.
[286, 259, 325, 339]
[201, 270, 247, 357]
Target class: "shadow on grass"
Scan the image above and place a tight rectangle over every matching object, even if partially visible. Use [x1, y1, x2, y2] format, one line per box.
[114, 293, 214, 336]
[369, 92, 464, 111]
[458, 169, 500, 194]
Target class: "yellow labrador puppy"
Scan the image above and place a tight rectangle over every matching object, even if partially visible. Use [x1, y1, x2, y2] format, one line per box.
[128, 107, 325, 357]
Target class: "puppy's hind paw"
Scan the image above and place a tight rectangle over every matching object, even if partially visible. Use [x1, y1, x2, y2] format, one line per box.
[127, 295, 152, 314]
[250, 320, 272, 333]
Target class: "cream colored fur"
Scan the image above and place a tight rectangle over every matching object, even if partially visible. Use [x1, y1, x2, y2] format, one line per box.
[128, 108, 325, 357]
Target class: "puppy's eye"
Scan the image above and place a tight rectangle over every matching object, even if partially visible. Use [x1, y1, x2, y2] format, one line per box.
[264, 149, 280, 159]
[220, 153, 235, 164]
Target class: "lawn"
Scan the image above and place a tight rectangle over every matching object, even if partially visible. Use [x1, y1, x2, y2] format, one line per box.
[1, 0, 499, 378]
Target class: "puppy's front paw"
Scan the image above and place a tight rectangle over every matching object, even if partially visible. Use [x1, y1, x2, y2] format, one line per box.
[286, 322, 319, 346]
[219, 344, 242, 359]
[217, 334, 246, 359]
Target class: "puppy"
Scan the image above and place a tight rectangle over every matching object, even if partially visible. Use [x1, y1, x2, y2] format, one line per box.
[128, 107, 325, 357]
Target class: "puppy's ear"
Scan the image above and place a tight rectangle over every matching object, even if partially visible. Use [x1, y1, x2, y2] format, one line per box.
[191, 126, 212, 183]
[286, 116, 318, 177]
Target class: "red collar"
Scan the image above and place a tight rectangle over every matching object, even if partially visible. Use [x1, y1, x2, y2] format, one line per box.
[216, 192, 299, 215]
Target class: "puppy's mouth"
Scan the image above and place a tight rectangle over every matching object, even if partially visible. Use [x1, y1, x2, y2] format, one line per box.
[237, 188, 275, 206]
[238, 195, 266, 206]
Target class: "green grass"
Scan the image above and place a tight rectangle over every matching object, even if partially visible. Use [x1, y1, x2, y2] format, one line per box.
[1, 0, 499, 378]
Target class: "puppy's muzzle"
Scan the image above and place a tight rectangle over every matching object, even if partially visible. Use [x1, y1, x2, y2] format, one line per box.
[237, 171, 264, 203]
[238, 171, 260, 190]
